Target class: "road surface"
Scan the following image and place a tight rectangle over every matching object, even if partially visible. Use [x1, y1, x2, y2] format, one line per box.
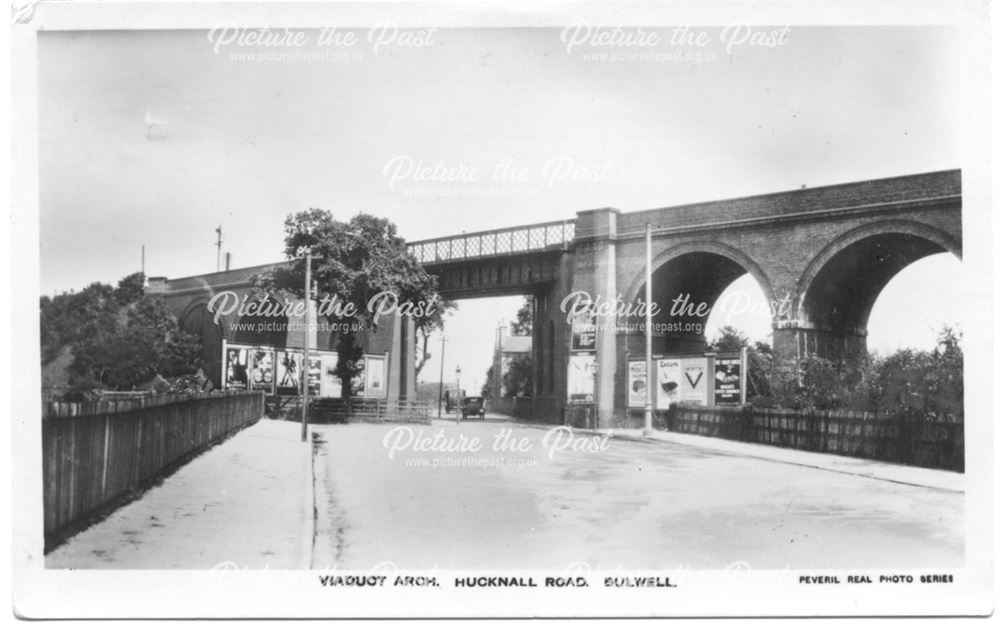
[312, 417, 963, 570]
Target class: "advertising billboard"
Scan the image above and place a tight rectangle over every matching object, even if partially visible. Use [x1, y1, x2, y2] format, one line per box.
[364, 354, 387, 398]
[276, 350, 302, 395]
[679, 357, 708, 405]
[223, 345, 250, 390]
[627, 360, 647, 408]
[249, 348, 275, 393]
[570, 311, 597, 352]
[319, 352, 341, 398]
[567, 353, 596, 403]
[655, 359, 682, 410]
[714, 356, 742, 405]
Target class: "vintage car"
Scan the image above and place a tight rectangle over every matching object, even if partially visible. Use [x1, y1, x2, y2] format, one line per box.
[460, 396, 486, 420]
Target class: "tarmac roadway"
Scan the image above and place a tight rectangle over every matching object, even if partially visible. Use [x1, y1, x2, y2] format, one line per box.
[311, 414, 964, 570]
[46, 414, 964, 571]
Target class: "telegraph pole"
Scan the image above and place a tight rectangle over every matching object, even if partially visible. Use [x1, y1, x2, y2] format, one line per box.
[215, 226, 223, 272]
[644, 223, 654, 437]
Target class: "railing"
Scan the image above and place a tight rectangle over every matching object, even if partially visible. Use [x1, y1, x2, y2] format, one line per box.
[662, 405, 963, 472]
[43, 391, 264, 551]
[407, 220, 575, 264]
[309, 398, 432, 424]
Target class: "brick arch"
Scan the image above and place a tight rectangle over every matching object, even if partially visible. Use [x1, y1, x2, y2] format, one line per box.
[623, 240, 777, 306]
[794, 220, 961, 335]
[179, 298, 226, 387]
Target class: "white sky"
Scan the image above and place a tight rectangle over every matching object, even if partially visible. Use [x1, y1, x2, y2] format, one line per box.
[38, 26, 963, 386]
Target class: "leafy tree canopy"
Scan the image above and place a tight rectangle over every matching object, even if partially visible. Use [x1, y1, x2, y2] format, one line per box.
[252, 210, 450, 394]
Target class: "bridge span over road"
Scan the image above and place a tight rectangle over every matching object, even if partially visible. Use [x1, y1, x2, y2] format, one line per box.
[408, 170, 961, 426]
[150, 170, 960, 427]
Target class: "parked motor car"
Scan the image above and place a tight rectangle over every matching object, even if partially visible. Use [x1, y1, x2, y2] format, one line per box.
[460, 396, 486, 420]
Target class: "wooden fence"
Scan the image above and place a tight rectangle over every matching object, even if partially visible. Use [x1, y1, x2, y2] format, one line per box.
[43, 389, 254, 418]
[43, 391, 264, 551]
[307, 398, 432, 424]
[666, 405, 963, 472]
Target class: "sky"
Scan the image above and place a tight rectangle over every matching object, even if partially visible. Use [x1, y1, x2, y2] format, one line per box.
[38, 26, 963, 386]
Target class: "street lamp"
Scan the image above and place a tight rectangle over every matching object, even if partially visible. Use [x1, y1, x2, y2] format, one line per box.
[437, 335, 447, 419]
[455, 365, 462, 424]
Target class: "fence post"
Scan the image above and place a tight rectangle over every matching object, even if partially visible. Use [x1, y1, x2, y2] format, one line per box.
[100, 415, 111, 499]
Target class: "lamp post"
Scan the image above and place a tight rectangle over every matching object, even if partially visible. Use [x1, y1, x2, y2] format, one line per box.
[455, 365, 462, 424]
[437, 335, 446, 419]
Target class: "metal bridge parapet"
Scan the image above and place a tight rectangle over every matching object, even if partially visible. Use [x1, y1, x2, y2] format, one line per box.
[407, 219, 576, 264]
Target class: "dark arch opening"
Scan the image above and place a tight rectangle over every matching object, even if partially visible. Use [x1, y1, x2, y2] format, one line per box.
[632, 252, 762, 354]
[800, 233, 949, 359]
[180, 303, 225, 388]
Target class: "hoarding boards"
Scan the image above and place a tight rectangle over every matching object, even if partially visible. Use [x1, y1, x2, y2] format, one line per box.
[364, 354, 386, 398]
[680, 358, 708, 405]
[567, 353, 596, 403]
[628, 355, 715, 408]
[714, 356, 742, 405]
[319, 352, 341, 398]
[249, 348, 275, 393]
[222, 344, 376, 398]
[627, 360, 647, 408]
[307, 355, 322, 396]
[570, 311, 597, 352]
[276, 350, 302, 395]
[224, 345, 250, 390]
[655, 359, 682, 410]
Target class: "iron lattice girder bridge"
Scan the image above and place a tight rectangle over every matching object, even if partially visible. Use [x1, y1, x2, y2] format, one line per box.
[407, 220, 577, 265]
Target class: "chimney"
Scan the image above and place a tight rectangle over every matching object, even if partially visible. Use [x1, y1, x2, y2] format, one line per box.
[145, 276, 168, 295]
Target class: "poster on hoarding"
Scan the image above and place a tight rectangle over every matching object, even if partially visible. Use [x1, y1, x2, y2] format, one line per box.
[655, 359, 682, 410]
[714, 357, 742, 405]
[567, 353, 596, 403]
[627, 360, 647, 408]
[223, 345, 249, 390]
[276, 350, 301, 395]
[319, 352, 341, 398]
[249, 348, 275, 393]
[307, 355, 322, 396]
[364, 355, 386, 398]
[680, 357, 708, 405]
[570, 311, 597, 351]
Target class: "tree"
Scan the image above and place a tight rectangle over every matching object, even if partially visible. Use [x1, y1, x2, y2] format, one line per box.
[708, 325, 749, 352]
[253, 210, 447, 397]
[414, 299, 457, 382]
[503, 354, 534, 397]
[871, 326, 963, 418]
[509, 296, 534, 336]
[67, 293, 202, 394]
[114, 272, 147, 305]
[480, 365, 494, 400]
[40, 281, 117, 364]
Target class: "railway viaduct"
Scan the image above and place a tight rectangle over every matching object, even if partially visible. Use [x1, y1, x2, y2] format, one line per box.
[149, 169, 961, 426]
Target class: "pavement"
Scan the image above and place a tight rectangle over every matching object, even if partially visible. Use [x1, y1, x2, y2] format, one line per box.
[45, 418, 313, 569]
